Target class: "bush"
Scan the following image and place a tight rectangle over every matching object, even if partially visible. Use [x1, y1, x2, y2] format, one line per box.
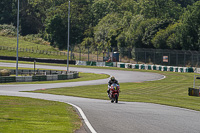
[0, 24, 17, 36]
[0, 69, 11, 76]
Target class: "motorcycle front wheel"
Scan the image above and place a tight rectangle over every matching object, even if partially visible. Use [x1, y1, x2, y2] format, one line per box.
[115, 94, 118, 103]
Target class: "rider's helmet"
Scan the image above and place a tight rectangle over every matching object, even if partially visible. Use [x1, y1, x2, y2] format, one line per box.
[111, 76, 115, 81]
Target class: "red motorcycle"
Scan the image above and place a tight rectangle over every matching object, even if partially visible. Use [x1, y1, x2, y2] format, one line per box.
[109, 83, 120, 103]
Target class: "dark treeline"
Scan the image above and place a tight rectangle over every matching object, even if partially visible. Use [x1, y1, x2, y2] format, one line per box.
[0, 0, 200, 51]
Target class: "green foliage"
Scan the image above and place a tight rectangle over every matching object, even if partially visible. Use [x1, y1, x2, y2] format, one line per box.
[142, 19, 172, 48]
[46, 14, 67, 49]
[132, 18, 158, 48]
[81, 37, 94, 47]
[152, 23, 182, 49]
[0, 24, 17, 36]
[139, 0, 182, 19]
[178, 1, 200, 50]
[91, 0, 118, 25]
[94, 13, 122, 48]
[1, 0, 200, 51]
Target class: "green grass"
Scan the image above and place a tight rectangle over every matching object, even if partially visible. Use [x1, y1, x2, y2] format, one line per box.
[0, 49, 68, 60]
[0, 35, 71, 60]
[0, 96, 81, 133]
[32, 70, 200, 111]
[0, 36, 55, 51]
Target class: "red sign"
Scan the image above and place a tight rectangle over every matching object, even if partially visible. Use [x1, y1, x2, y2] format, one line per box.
[163, 56, 168, 62]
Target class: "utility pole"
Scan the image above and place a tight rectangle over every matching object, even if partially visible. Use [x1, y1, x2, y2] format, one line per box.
[67, 1, 70, 73]
[16, 0, 19, 76]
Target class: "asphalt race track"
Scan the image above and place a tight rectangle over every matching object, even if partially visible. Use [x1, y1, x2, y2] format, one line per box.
[1, 62, 200, 133]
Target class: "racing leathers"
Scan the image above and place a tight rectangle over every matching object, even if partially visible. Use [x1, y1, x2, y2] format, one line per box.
[107, 79, 119, 98]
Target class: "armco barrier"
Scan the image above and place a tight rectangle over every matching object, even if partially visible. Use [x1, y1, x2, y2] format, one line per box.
[0, 70, 79, 83]
[148, 65, 152, 70]
[169, 67, 173, 72]
[86, 61, 96, 66]
[139, 64, 145, 69]
[113, 62, 117, 67]
[97, 62, 105, 67]
[174, 67, 178, 72]
[152, 65, 156, 70]
[105, 62, 113, 67]
[16, 76, 32, 82]
[76, 61, 87, 66]
[117, 63, 125, 68]
[47, 75, 58, 81]
[135, 64, 139, 69]
[131, 64, 136, 69]
[75, 61, 196, 73]
[32, 76, 47, 81]
[144, 65, 148, 70]
[125, 63, 132, 68]
[73, 72, 79, 78]
[58, 75, 68, 80]
[0, 76, 16, 83]
[68, 74, 74, 79]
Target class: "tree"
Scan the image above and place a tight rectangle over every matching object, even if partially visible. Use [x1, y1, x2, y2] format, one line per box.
[176, 1, 200, 50]
[94, 13, 122, 48]
[91, 0, 118, 25]
[45, 0, 93, 49]
[138, 0, 182, 20]
[45, 14, 67, 49]
[172, 0, 199, 7]
[142, 19, 172, 48]
[116, 14, 144, 48]
[0, 0, 17, 24]
[152, 23, 181, 49]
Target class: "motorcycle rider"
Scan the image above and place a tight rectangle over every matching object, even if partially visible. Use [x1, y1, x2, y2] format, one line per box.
[107, 76, 119, 97]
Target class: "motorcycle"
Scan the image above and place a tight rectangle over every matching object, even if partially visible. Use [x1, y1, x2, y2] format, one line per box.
[108, 83, 120, 103]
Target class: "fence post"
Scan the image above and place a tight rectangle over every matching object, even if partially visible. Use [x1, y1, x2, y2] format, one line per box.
[176, 53, 178, 66]
[79, 47, 81, 61]
[162, 52, 163, 65]
[97, 48, 99, 62]
[169, 52, 171, 66]
[145, 51, 146, 64]
[184, 52, 186, 67]
[88, 47, 89, 62]
[192, 53, 194, 67]
[129, 48, 131, 63]
[154, 51, 156, 65]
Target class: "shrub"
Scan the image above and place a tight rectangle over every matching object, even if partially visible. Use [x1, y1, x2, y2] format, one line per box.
[0, 24, 17, 36]
[0, 69, 11, 76]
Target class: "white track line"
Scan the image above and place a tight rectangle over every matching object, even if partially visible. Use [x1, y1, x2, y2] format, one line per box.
[67, 102, 97, 133]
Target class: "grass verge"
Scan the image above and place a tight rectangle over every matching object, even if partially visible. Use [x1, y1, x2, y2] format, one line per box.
[0, 96, 81, 133]
[0, 49, 68, 60]
[0, 36, 55, 51]
[32, 71, 200, 111]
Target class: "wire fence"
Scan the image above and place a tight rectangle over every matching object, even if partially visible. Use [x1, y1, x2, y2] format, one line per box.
[134, 48, 200, 67]
[0, 46, 68, 56]
[74, 47, 200, 67]
[1, 45, 200, 67]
